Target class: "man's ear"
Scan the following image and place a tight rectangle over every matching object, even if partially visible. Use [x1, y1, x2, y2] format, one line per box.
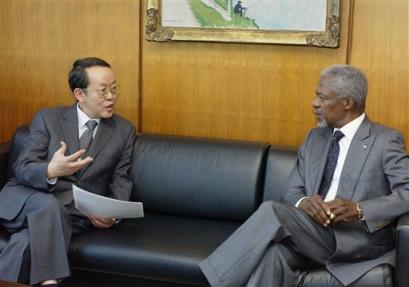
[74, 88, 85, 103]
[344, 97, 354, 110]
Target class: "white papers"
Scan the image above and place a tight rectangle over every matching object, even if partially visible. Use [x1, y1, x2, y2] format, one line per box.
[72, 185, 144, 219]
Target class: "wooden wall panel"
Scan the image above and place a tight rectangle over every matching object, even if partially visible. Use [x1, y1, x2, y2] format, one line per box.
[141, 1, 351, 147]
[0, 0, 140, 143]
[1, 1, 408, 150]
[349, 0, 409, 143]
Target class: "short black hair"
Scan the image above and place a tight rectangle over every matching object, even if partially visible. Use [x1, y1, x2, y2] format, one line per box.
[68, 57, 111, 92]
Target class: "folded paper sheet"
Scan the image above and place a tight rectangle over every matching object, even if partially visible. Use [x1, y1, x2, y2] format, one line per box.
[73, 184, 144, 219]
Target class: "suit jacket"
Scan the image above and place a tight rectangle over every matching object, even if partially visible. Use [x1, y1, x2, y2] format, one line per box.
[0, 104, 136, 220]
[282, 117, 409, 285]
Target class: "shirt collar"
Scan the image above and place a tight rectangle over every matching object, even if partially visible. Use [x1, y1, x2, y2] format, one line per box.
[334, 113, 365, 140]
[77, 103, 101, 129]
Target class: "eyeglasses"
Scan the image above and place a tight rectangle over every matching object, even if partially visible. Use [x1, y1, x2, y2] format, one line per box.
[83, 85, 120, 99]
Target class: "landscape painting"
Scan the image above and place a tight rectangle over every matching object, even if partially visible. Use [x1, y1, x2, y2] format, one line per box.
[146, 0, 341, 47]
[162, 0, 327, 32]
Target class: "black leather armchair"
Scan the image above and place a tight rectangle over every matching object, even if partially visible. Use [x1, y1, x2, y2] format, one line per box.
[395, 213, 409, 286]
[0, 126, 406, 287]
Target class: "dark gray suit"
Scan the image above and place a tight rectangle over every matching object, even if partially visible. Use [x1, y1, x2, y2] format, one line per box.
[0, 104, 135, 285]
[200, 118, 409, 286]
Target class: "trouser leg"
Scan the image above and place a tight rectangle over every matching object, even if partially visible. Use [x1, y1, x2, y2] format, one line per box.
[200, 201, 336, 287]
[245, 243, 304, 287]
[0, 192, 72, 285]
[0, 228, 30, 284]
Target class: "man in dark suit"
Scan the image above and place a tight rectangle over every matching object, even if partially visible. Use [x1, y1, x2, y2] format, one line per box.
[200, 65, 409, 286]
[0, 57, 136, 286]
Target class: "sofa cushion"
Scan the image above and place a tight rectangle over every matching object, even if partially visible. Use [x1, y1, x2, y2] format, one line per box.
[69, 213, 240, 286]
[131, 134, 269, 221]
[6, 125, 30, 179]
[0, 141, 11, 189]
[301, 264, 393, 287]
[262, 145, 298, 202]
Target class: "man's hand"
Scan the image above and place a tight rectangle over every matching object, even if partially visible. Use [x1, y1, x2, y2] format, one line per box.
[88, 215, 116, 229]
[299, 195, 332, 227]
[47, 141, 93, 179]
[326, 197, 360, 224]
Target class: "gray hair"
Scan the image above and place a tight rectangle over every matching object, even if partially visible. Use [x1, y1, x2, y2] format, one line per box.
[321, 65, 368, 112]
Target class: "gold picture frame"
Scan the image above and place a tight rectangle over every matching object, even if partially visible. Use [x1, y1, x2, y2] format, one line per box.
[146, 0, 340, 48]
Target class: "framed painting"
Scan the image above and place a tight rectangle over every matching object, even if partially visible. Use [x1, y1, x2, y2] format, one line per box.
[146, 0, 340, 48]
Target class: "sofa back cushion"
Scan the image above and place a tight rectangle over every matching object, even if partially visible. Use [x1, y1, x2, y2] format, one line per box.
[131, 134, 269, 221]
[7, 125, 30, 179]
[262, 145, 298, 202]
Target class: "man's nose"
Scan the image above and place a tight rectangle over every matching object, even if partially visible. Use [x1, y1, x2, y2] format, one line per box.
[105, 90, 114, 100]
[312, 96, 320, 108]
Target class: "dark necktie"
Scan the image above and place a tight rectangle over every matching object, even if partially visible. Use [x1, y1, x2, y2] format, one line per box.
[79, 120, 98, 151]
[318, 130, 344, 199]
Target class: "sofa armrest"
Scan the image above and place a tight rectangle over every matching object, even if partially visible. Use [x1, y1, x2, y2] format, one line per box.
[395, 212, 409, 287]
[0, 141, 11, 189]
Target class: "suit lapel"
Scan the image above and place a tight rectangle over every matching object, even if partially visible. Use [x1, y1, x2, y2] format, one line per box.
[61, 105, 80, 155]
[337, 118, 375, 200]
[309, 128, 333, 196]
[80, 118, 114, 174]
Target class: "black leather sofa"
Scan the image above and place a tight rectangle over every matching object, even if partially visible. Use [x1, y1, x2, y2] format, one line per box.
[0, 125, 407, 287]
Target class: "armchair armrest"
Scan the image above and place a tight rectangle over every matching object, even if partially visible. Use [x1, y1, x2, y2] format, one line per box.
[395, 212, 409, 287]
[0, 141, 11, 189]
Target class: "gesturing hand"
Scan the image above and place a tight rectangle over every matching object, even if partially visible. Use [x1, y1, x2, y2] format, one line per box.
[299, 194, 332, 227]
[326, 197, 360, 224]
[47, 141, 93, 179]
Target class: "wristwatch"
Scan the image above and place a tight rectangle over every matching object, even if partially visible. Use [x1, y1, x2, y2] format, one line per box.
[356, 203, 364, 221]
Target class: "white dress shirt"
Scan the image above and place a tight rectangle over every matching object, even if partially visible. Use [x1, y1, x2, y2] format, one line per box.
[47, 104, 101, 184]
[323, 113, 365, 201]
[77, 104, 101, 138]
[296, 113, 366, 206]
